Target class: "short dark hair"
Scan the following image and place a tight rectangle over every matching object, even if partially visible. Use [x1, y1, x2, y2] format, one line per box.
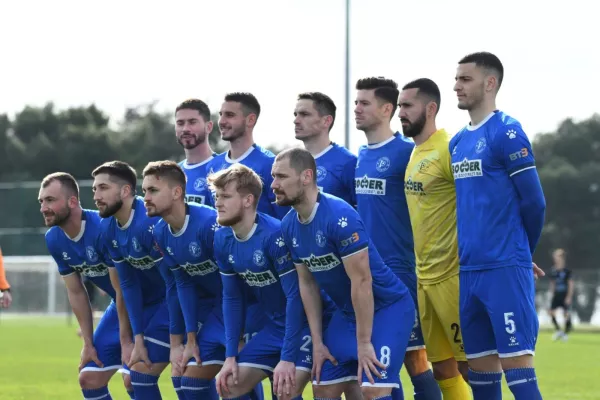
[275, 148, 317, 183]
[356, 77, 399, 117]
[41, 172, 79, 199]
[224, 92, 261, 119]
[142, 160, 187, 195]
[458, 52, 504, 89]
[175, 98, 211, 122]
[297, 92, 337, 131]
[402, 78, 442, 114]
[91, 161, 137, 194]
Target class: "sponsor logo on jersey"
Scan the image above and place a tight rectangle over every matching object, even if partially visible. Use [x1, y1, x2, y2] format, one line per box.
[300, 253, 341, 272]
[451, 158, 483, 179]
[404, 178, 425, 195]
[125, 255, 158, 270]
[239, 269, 277, 287]
[181, 260, 218, 276]
[70, 262, 110, 278]
[185, 194, 206, 204]
[355, 175, 386, 195]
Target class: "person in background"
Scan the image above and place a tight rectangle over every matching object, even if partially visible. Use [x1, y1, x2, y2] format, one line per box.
[548, 248, 574, 341]
[0, 246, 12, 309]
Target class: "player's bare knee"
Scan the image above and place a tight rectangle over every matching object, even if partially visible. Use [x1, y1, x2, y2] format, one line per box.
[500, 354, 534, 370]
[468, 354, 502, 372]
[404, 348, 430, 376]
[432, 358, 459, 380]
[78, 370, 112, 389]
[184, 364, 221, 380]
[130, 361, 168, 376]
[343, 381, 364, 400]
[312, 382, 346, 398]
[360, 386, 391, 400]
[122, 373, 134, 392]
[291, 370, 311, 397]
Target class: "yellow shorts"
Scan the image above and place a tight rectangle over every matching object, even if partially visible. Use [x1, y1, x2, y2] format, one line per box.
[417, 274, 467, 363]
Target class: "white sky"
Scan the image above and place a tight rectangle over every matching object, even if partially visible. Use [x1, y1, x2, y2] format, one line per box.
[0, 0, 597, 154]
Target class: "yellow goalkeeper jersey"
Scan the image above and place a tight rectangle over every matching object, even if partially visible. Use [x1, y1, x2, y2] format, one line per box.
[404, 129, 458, 284]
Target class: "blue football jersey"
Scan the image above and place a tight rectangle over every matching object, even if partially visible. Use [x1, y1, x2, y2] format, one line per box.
[153, 203, 222, 334]
[208, 144, 290, 219]
[355, 133, 416, 274]
[45, 209, 116, 300]
[214, 212, 305, 361]
[179, 155, 216, 207]
[281, 192, 408, 320]
[314, 142, 357, 206]
[100, 197, 166, 336]
[450, 111, 537, 271]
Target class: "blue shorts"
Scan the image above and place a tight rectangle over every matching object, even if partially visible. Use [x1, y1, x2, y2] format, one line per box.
[141, 301, 171, 364]
[315, 296, 414, 388]
[188, 303, 268, 367]
[238, 323, 313, 375]
[81, 301, 123, 373]
[460, 266, 539, 359]
[396, 271, 425, 351]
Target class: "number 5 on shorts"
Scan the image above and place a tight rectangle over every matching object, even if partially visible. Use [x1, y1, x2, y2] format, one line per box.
[504, 312, 516, 334]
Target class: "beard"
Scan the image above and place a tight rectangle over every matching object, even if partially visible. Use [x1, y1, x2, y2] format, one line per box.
[177, 133, 206, 150]
[220, 125, 245, 142]
[401, 112, 427, 138]
[217, 211, 243, 227]
[99, 199, 123, 218]
[44, 207, 71, 227]
[274, 188, 304, 207]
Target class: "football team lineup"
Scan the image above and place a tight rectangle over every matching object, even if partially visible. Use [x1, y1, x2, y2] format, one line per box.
[37, 51, 546, 400]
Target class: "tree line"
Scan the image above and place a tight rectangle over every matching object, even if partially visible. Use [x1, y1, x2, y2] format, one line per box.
[0, 103, 599, 321]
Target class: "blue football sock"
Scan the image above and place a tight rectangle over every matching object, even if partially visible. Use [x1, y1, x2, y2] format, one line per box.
[130, 370, 162, 400]
[248, 381, 264, 400]
[181, 376, 217, 400]
[505, 368, 542, 400]
[411, 369, 442, 400]
[468, 369, 502, 400]
[82, 386, 112, 400]
[126, 390, 135, 399]
[172, 376, 186, 400]
[391, 387, 404, 400]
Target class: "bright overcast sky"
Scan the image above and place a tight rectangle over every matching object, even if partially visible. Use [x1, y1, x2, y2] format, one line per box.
[0, 0, 597, 154]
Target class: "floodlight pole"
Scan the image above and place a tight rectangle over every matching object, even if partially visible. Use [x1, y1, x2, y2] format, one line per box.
[344, 0, 351, 149]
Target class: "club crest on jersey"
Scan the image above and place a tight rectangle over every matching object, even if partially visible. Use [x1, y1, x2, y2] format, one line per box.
[86, 246, 98, 262]
[376, 156, 391, 172]
[188, 241, 201, 258]
[475, 137, 487, 154]
[253, 250, 266, 267]
[315, 230, 327, 248]
[193, 178, 207, 191]
[452, 158, 483, 179]
[132, 237, 142, 253]
[316, 166, 327, 182]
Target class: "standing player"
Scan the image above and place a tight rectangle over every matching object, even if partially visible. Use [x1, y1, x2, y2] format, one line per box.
[92, 161, 171, 400]
[274, 148, 415, 400]
[354, 77, 441, 400]
[293, 92, 356, 205]
[208, 163, 314, 400]
[548, 248, 574, 341]
[210, 92, 290, 219]
[451, 51, 546, 400]
[142, 160, 224, 400]
[176, 98, 218, 206]
[0, 246, 12, 308]
[399, 79, 471, 399]
[39, 172, 134, 400]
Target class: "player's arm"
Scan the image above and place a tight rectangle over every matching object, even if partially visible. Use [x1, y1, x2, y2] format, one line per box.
[271, 234, 304, 362]
[566, 271, 575, 305]
[108, 267, 133, 345]
[113, 259, 145, 342]
[215, 247, 246, 359]
[496, 125, 546, 254]
[342, 249, 374, 345]
[294, 264, 323, 344]
[63, 273, 95, 344]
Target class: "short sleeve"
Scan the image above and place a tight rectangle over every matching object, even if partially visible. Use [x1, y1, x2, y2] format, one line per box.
[266, 231, 294, 276]
[440, 143, 455, 183]
[280, 215, 301, 264]
[492, 124, 536, 177]
[45, 234, 74, 276]
[328, 204, 369, 258]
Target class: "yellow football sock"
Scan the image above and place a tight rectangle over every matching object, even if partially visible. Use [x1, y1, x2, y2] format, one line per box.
[437, 375, 472, 400]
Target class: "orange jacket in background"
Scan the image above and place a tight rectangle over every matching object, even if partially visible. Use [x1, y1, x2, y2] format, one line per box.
[0, 247, 10, 291]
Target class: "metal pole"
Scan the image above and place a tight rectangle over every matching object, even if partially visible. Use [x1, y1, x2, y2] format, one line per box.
[344, 0, 351, 149]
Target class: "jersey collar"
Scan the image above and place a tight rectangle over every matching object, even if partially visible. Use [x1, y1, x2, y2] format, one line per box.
[233, 214, 258, 242]
[367, 134, 396, 149]
[225, 144, 256, 164]
[298, 193, 320, 225]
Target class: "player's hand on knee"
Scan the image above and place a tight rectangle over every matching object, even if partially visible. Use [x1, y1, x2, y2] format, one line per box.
[180, 342, 201, 370]
[170, 344, 185, 375]
[79, 344, 103, 371]
[357, 342, 385, 385]
[121, 341, 134, 367]
[273, 360, 296, 398]
[312, 342, 337, 384]
[128, 341, 152, 370]
[533, 262, 545, 279]
[217, 357, 239, 397]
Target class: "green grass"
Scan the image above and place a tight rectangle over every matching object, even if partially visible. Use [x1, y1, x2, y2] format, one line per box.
[0, 317, 598, 399]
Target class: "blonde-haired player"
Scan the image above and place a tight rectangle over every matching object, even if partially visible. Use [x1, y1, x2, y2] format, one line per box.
[399, 78, 471, 399]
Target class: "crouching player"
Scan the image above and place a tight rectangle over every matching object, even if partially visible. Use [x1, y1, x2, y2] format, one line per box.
[209, 163, 319, 400]
[274, 148, 415, 400]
